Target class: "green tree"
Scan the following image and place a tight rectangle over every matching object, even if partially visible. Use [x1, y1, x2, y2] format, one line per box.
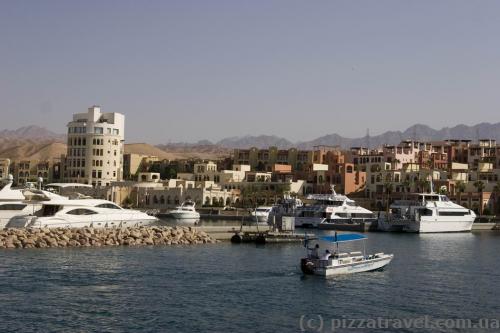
[493, 182, 500, 214]
[455, 181, 466, 205]
[383, 182, 393, 211]
[473, 180, 485, 215]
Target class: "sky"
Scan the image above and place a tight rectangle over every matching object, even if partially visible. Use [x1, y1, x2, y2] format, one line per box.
[1, 0, 500, 143]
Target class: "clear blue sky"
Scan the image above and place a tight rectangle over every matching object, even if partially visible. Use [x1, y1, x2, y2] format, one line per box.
[1, 0, 499, 143]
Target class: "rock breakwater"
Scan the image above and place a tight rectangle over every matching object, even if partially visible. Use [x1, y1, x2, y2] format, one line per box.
[0, 226, 217, 249]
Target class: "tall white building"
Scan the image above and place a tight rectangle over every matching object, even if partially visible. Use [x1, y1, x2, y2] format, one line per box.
[65, 106, 125, 186]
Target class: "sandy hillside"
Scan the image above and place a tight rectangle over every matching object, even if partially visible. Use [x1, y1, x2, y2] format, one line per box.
[0, 139, 230, 161]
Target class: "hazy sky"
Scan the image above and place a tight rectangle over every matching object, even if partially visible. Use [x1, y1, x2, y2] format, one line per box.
[1, 1, 500, 143]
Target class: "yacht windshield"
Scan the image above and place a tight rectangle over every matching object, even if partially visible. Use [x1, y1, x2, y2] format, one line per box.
[96, 203, 122, 209]
[40, 205, 62, 217]
[315, 200, 343, 206]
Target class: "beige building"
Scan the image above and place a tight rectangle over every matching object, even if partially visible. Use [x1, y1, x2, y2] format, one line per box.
[0, 158, 10, 180]
[123, 153, 159, 179]
[65, 106, 125, 186]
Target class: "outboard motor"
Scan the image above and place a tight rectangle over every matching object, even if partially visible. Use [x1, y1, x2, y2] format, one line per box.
[301, 258, 316, 275]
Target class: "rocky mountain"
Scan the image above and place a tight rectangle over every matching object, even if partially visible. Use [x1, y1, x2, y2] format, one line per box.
[1, 122, 499, 162]
[296, 122, 500, 149]
[216, 135, 295, 149]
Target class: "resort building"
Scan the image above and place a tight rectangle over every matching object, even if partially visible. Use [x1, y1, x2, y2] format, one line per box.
[64, 106, 125, 186]
[6, 158, 62, 185]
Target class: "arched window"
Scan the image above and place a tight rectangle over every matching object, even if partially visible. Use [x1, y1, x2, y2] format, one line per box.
[226, 197, 231, 206]
[153, 195, 158, 204]
[346, 165, 353, 173]
[174, 196, 179, 204]
[167, 196, 171, 204]
[160, 195, 165, 204]
[205, 196, 211, 205]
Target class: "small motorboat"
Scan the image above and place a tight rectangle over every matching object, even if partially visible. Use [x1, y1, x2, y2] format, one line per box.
[169, 200, 200, 220]
[300, 233, 393, 277]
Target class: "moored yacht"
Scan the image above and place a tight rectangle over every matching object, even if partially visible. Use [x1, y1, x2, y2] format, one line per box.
[0, 176, 67, 228]
[290, 186, 375, 228]
[377, 192, 475, 233]
[9, 199, 158, 229]
[251, 206, 273, 224]
[168, 200, 200, 220]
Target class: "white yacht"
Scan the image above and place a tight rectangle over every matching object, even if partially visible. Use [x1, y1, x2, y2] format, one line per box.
[292, 186, 375, 228]
[377, 192, 476, 233]
[9, 199, 158, 229]
[301, 233, 393, 277]
[168, 200, 200, 220]
[251, 206, 273, 224]
[0, 176, 67, 228]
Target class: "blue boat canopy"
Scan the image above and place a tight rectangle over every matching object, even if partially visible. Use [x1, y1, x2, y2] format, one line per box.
[320, 233, 367, 243]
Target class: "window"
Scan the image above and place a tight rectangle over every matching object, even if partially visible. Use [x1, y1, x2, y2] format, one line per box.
[113, 129, 119, 135]
[40, 205, 62, 216]
[94, 127, 104, 134]
[96, 203, 121, 209]
[0, 204, 27, 210]
[67, 208, 98, 215]
[439, 211, 469, 216]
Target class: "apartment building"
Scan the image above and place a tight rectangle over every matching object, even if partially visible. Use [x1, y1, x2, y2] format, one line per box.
[65, 106, 125, 186]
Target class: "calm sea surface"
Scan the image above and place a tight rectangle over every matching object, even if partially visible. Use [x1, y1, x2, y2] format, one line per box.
[0, 220, 499, 332]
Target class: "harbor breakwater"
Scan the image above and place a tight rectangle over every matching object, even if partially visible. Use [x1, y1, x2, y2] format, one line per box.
[0, 226, 217, 249]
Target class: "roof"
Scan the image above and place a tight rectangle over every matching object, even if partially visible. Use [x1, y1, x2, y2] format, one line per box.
[320, 233, 367, 243]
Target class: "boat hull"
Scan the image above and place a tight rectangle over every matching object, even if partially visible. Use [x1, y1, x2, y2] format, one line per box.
[417, 218, 475, 233]
[302, 255, 394, 277]
[252, 214, 269, 223]
[294, 217, 324, 228]
[378, 216, 475, 233]
[169, 212, 200, 219]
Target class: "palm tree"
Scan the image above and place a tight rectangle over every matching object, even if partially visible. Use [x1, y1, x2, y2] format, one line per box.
[416, 179, 429, 193]
[383, 182, 394, 211]
[492, 181, 500, 214]
[455, 181, 466, 205]
[473, 180, 485, 215]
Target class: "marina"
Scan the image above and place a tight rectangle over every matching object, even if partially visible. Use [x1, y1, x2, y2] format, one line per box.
[0, 231, 499, 332]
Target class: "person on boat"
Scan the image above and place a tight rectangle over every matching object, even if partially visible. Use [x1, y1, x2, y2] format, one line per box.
[321, 249, 331, 260]
[309, 244, 320, 259]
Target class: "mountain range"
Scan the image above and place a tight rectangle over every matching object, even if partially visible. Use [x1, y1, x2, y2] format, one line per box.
[0, 122, 499, 161]
[162, 122, 500, 149]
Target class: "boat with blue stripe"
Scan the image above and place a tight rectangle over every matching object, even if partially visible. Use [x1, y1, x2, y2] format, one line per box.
[300, 232, 394, 277]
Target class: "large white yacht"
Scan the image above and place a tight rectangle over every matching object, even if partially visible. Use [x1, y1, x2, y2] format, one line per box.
[270, 186, 375, 228]
[9, 199, 158, 229]
[0, 176, 67, 228]
[377, 192, 476, 233]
